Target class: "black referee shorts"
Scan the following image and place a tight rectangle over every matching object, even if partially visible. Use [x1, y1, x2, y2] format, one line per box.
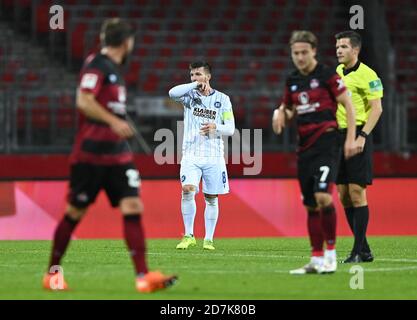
[297, 130, 341, 208]
[67, 162, 141, 209]
[336, 126, 373, 186]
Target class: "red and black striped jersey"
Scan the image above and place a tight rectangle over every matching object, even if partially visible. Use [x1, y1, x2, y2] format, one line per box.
[282, 63, 346, 152]
[70, 53, 133, 165]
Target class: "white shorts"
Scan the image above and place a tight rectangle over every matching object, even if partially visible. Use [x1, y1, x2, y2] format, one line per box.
[180, 156, 229, 195]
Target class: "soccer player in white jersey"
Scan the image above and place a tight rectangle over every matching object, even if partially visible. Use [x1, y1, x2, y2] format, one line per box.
[168, 61, 235, 250]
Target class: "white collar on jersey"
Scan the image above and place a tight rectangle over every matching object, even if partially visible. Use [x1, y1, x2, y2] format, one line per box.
[195, 89, 216, 97]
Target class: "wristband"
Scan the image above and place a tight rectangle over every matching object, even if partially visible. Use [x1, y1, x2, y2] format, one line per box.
[358, 130, 368, 139]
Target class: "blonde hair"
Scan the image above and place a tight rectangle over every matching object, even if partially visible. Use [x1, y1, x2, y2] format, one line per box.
[289, 30, 318, 48]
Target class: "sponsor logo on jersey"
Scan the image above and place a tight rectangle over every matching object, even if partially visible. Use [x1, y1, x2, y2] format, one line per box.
[336, 78, 346, 90]
[296, 92, 321, 114]
[310, 78, 320, 89]
[214, 101, 222, 108]
[109, 74, 117, 83]
[193, 107, 217, 120]
[118, 87, 126, 103]
[107, 86, 127, 115]
[298, 92, 310, 105]
[369, 79, 383, 92]
[80, 73, 98, 89]
[296, 102, 320, 115]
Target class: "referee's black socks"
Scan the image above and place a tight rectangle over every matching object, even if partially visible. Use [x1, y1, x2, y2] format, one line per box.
[350, 206, 371, 254]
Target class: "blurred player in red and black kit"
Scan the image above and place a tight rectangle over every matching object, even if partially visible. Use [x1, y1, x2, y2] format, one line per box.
[272, 31, 360, 274]
[43, 18, 176, 293]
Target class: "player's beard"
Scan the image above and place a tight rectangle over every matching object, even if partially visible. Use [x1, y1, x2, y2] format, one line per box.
[120, 52, 132, 74]
[121, 52, 130, 66]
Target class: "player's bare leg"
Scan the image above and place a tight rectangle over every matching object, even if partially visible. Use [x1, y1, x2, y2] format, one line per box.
[176, 185, 197, 249]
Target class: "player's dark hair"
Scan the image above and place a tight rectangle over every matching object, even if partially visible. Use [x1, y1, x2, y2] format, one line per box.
[335, 31, 362, 49]
[289, 30, 318, 48]
[100, 18, 135, 47]
[189, 61, 212, 74]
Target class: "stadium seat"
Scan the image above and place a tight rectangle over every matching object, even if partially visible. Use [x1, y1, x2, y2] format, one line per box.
[207, 48, 220, 58]
[152, 60, 167, 69]
[251, 106, 272, 129]
[31, 105, 50, 130]
[142, 74, 159, 93]
[266, 73, 280, 84]
[150, 9, 166, 18]
[165, 35, 177, 44]
[168, 22, 183, 31]
[224, 61, 238, 70]
[1, 73, 14, 83]
[218, 74, 234, 87]
[176, 61, 189, 69]
[182, 48, 196, 57]
[188, 35, 202, 44]
[230, 48, 243, 57]
[233, 105, 247, 127]
[71, 23, 88, 60]
[128, 9, 143, 18]
[146, 23, 160, 31]
[35, 4, 51, 33]
[142, 35, 154, 44]
[56, 107, 76, 129]
[135, 47, 148, 57]
[240, 23, 255, 32]
[124, 61, 141, 86]
[223, 9, 237, 19]
[159, 47, 172, 57]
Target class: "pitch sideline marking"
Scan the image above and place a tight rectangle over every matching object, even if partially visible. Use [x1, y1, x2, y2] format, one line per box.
[149, 252, 417, 263]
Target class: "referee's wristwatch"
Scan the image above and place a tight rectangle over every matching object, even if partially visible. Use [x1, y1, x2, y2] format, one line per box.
[358, 130, 368, 139]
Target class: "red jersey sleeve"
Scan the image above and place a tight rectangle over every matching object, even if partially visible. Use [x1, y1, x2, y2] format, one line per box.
[78, 69, 105, 97]
[327, 73, 347, 98]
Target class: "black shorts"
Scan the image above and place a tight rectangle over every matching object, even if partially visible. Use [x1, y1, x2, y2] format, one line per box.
[297, 131, 341, 208]
[68, 162, 141, 208]
[336, 126, 373, 186]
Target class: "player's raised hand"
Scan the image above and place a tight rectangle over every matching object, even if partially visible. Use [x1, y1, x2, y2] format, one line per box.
[197, 81, 211, 96]
[110, 117, 135, 138]
[272, 108, 286, 135]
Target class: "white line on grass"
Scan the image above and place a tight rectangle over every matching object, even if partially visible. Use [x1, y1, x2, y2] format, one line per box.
[171, 266, 417, 274]
[149, 252, 417, 263]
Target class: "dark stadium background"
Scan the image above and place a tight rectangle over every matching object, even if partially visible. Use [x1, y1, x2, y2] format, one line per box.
[0, 0, 416, 239]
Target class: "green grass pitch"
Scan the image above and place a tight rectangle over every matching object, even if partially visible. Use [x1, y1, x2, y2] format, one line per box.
[0, 237, 416, 300]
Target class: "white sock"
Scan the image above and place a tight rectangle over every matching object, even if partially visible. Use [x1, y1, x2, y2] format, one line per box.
[204, 196, 218, 241]
[325, 249, 337, 261]
[310, 256, 324, 266]
[181, 191, 196, 236]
